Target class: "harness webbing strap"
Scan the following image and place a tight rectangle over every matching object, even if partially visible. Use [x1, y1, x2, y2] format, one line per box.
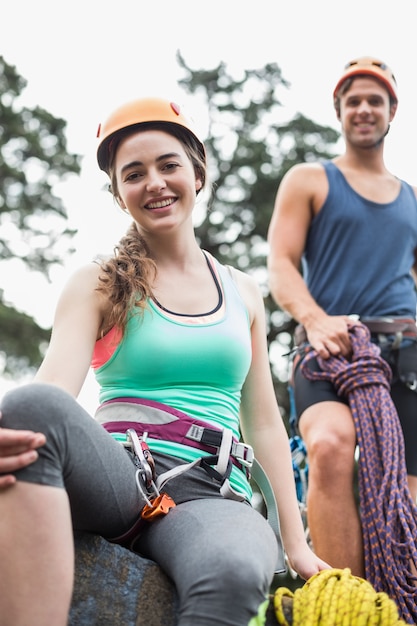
[251, 458, 286, 574]
[96, 398, 253, 476]
[215, 425, 232, 476]
[155, 456, 208, 491]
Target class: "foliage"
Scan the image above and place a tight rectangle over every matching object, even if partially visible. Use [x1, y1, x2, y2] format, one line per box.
[177, 52, 340, 422]
[0, 56, 81, 375]
[0, 292, 51, 377]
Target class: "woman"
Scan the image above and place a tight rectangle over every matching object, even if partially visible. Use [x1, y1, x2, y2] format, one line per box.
[0, 97, 329, 626]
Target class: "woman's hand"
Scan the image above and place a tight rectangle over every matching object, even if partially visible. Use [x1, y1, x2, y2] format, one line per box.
[286, 542, 332, 581]
[0, 413, 46, 489]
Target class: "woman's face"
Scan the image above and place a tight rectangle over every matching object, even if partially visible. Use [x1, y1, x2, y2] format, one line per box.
[114, 129, 202, 234]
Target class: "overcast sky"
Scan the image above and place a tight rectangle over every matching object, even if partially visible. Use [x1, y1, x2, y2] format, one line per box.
[2, 0, 416, 410]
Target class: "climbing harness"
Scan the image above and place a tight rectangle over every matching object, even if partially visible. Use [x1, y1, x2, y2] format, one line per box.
[300, 323, 417, 624]
[274, 568, 406, 625]
[101, 398, 286, 572]
[100, 397, 254, 501]
[294, 317, 417, 351]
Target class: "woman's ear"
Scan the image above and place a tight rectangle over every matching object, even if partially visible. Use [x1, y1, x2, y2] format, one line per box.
[117, 196, 127, 210]
[195, 178, 203, 192]
[115, 196, 129, 214]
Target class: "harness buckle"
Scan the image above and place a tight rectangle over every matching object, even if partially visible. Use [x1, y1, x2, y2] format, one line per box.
[187, 424, 205, 442]
[186, 424, 254, 468]
[231, 441, 254, 468]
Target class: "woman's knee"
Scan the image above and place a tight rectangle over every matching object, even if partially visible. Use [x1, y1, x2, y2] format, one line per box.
[188, 547, 273, 625]
[195, 513, 276, 594]
[1, 383, 77, 434]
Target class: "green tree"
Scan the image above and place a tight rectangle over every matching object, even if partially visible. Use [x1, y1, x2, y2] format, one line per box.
[177, 52, 340, 422]
[0, 56, 81, 377]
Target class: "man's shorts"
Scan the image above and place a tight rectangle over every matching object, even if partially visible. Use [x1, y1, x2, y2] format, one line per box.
[292, 339, 417, 475]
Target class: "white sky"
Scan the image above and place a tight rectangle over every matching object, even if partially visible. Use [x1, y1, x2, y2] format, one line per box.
[2, 0, 417, 411]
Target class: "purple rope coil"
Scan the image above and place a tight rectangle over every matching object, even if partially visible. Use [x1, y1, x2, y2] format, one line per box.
[300, 323, 417, 623]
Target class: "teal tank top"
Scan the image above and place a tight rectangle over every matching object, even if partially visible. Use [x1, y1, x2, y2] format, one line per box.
[92, 257, 252, 498]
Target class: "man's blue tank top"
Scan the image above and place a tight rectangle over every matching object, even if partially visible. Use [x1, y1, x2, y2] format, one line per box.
[303, 161, 417, 317]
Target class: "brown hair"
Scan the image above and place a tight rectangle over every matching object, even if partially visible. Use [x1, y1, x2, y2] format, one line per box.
[96, 123, 207, 334]
[334, 75, 397, 116]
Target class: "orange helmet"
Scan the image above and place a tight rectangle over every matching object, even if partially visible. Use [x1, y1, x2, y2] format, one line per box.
[333, 57, 398, 103]
[96, 97, 206, 173]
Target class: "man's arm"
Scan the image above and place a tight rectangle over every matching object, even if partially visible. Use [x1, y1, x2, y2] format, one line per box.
[267, 163, 353, 358]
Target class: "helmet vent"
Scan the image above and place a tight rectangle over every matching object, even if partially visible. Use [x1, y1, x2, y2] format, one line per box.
[170, 102, 181, 116]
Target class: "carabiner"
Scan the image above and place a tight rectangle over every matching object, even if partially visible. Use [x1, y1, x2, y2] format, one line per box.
[127, 429, 154, 488]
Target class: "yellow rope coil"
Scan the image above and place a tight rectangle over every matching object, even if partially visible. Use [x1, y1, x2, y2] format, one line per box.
[273, 568, 406, 625]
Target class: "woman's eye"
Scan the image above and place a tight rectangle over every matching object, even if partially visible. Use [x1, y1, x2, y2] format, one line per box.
[125, 171, 142, 181]
[163, 162, 180, 171]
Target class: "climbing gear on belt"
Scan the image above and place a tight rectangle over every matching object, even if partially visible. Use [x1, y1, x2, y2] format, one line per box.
[300, 323, 417, 623]
[361, 316, 417, 351]
[125, 428, 176, 516]
[101, 398, 286, 573]
[274, 568, 406, 625]
[289, 435, 308, 508]
[294, 317, 417, 348]
[108, 428, 176, 550]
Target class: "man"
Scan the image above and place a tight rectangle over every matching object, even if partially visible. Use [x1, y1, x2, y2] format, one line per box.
[267, 57, 417, 577]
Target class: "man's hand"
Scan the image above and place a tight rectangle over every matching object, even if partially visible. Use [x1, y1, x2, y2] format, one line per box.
[305, 315, 358, 359]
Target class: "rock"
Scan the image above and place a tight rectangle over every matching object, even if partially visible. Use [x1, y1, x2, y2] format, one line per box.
[70, 532, 284, 625]
[266, 595, 293, 625]
[70, 532, 178, 626]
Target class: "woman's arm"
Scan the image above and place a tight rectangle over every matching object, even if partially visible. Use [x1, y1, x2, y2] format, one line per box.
[35, 262, 108, 396]
[237, 271, 330, 579]
[0, 261, 108, 488]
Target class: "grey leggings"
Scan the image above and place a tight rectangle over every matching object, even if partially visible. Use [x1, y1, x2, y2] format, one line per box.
[1, 383, 278, 626]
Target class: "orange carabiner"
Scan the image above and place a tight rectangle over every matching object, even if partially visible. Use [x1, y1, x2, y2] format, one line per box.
[141, 492, 176, 521]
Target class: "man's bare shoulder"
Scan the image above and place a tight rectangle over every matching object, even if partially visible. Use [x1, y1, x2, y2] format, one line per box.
[290, 161, 326, 173]
[279, 162, 329, 197]
[282, 161, 327, 183]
